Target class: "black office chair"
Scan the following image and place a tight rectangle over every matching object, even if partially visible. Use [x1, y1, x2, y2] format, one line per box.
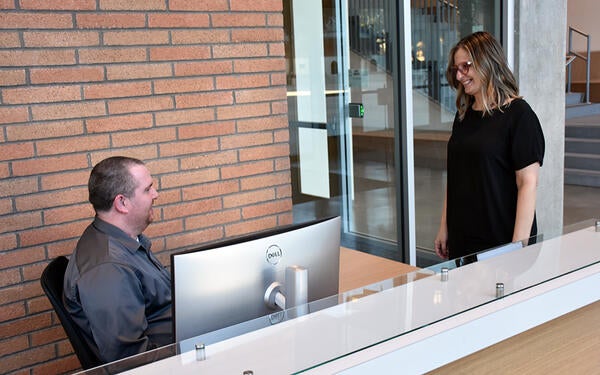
[40, 256, 103, 370]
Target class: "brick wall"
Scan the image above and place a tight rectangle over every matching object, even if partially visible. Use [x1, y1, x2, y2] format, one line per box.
[0, 1, 292, 373]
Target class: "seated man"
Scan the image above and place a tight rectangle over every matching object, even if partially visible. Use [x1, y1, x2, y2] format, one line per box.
[63, 156, 172, 363]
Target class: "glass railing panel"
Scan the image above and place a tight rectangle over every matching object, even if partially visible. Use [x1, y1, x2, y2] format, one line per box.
[77, 219, 600, 374]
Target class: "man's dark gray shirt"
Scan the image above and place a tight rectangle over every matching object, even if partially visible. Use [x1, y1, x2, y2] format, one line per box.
[63, 217, 172, 363]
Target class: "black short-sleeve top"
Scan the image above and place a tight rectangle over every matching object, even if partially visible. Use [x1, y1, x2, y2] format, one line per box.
[446, 98, 545, 259]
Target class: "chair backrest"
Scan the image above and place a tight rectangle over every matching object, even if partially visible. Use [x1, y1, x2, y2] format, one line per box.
[40, 256, 103, 370]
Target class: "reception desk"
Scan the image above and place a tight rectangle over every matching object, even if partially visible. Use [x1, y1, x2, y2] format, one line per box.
[78, 220, 600, 374]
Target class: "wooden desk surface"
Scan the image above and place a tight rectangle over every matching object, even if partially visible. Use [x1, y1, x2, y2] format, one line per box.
[339, 247, 419, 293]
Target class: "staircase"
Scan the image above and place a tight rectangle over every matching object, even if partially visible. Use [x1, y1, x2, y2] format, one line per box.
[564, 98, 600, 187]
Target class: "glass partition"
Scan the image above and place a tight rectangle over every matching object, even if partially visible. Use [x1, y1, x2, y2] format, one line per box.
[76, 218, 600, 374]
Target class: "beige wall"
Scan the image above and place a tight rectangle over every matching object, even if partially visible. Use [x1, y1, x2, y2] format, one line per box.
[568, 0, 600, 51]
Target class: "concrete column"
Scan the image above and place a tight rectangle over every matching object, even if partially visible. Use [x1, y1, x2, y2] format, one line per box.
[514, 0, 568, 238]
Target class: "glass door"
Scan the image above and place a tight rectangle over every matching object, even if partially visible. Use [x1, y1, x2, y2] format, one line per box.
[284, 0, 410, 262]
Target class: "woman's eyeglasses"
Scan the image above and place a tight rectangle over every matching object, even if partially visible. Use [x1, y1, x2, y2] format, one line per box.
[450, 61, 473, 76]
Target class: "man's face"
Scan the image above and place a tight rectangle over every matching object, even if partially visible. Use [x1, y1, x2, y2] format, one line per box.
[126, 164, 159, 234]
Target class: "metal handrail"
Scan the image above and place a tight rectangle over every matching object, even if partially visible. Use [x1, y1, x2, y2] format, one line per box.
[567, 26, 591, 104]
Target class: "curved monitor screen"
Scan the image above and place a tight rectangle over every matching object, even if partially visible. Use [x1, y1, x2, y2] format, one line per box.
[171, 216, 341, 347]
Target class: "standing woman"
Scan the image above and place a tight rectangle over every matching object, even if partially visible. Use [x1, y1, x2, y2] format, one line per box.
[434, 31, 545, 261]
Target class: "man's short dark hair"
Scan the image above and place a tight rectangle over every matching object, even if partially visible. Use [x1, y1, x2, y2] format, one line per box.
[88, 156, 145, 212]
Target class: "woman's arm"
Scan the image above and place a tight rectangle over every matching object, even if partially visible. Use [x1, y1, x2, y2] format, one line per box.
[513, 162, 540, 244]
[434, 189, 449, 259]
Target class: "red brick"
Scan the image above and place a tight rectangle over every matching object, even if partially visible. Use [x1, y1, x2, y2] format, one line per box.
[237, 115, 287, 132]
[276, 184, 292, 199]
[221, 160, 274, 179]
[216, 74, 270, 90]
[176, 91, 233, 109]
[145, 218, 184, 238]
[100, 0, 166, 10]
[0, 106, 28, 124]
[275, 156, 290, 171]
[179, 149, 237, 170]
[0, 49, 75, 66]
[0, 164, 8, 178]
[270, 72, 286, 85]
[269, 42, 285, 56]
[37, 134, 109, 156]
[171, 29, 230, 44]
[217, 102, 271, 120]
[27, 295, 52, 315]
[154, 108, 215, 126]
[178, 121, 236, 139]
[239, 144, 289, 162]
[182, 180, 239, 200]
[106, 62, 172, 80]
[84, 81, 152, 99]
[160, 168, 220, 189]
[86, 113, 153, 133]
[159, 138, 219, 157]
[225, 215, 277, 238]
[90, 145, 158, 164]
[0, 302, 26, 321]
[185, 209, 241, 230]
[108, 95, 173, 115]
[0, 12, 73, 29]
[20, 0, 96, 10]
[163, 197, 221, 220]
[221, 132, 273, 150]
[267, 13, 284, 27]
[0, 233, 17, 251]
[150, 45, 211, 61]
[234, 57, 285, 73]
[0, 69, 25, 86]
[31, 101, 106, 121]
[47, 238, 79, 259]
[273, 128, 289, 143]
[112, 127, 176, 147]
[23, 31, 99, 47]
[11, 154, 88, 177]
[165, 226, 224, 250]
[169, 0, 228, 11]
[32, 355, 81, 375]
[6, 120, 84, 141]
[242, 199, 291, 219]
[16, 187, 88, 211]
[235, 87, 287, 103]
[0, 212, 42, 233]
[145, 158, 180, 175]
[0, 177, 38, 198]
[0, 280, 43, 306]
[76, 13, 146, 29]
[0, 268, 21, 288]
[79, 47, 147, 64]
[232, 28, 284, 42]
[41, 170, 89, 191]
[103, 30, 170, 45]
[0, 31, 20, 47]
[148, 13, 210, 28]
[19, 220, 88, 247]
[230, 0, 283, 11]
[211, 13, 266, 27]
[0, 335, 28, 357]
[174, 60, 232, 77]
[154, 77, 213, 94]
[271, 100, 288, 114]
[0, 247, 45, 269]
[30, 66, 104, 84]
[43, 203, 95, 225]
[22, 262, 46, 282]
[0, 141, 35, 161]
[223, 188, 275, 209]
[0, 0, 15, 9]
[30, 325, 68, 346]
[1, 344, 55, 373]
[0, 198, 12, 215]
[213, 43, 268, 59]
[2, 85, 81, 104]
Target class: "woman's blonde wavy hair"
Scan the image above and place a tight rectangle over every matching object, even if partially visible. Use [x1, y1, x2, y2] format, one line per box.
[446, 31, 521, 120]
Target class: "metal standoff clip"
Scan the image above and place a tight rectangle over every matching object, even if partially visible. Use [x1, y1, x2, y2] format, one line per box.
[243, 371, 254, 375]
[440, 267, 449, 282]
[595, 220, 600, 232]
[495, 283, 505, 298]
[195, 343, 206, 361]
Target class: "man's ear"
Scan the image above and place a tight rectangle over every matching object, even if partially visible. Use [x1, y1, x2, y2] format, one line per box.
[113, 194, 129, 214]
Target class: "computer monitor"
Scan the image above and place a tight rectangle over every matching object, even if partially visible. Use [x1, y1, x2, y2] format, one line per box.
[171, 216, 341, 349]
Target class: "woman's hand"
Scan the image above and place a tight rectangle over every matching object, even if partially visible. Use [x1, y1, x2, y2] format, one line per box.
[434, 225, 449, 259]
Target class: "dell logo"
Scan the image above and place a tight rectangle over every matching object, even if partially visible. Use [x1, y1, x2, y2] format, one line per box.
[266, 245, 282, 265]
